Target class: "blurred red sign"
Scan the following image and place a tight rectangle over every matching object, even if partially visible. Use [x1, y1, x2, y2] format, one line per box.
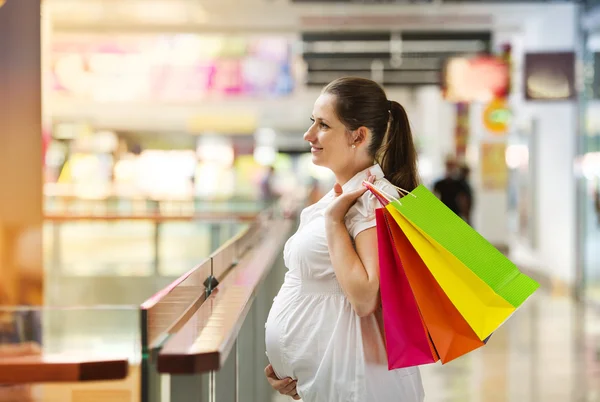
[442, 56, 509, 103]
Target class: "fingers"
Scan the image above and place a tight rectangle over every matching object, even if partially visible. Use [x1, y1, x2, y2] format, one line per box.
[266, 374, 295, 392]
[279, 381, 297, 396]
[263, 365, 300, 399]
[267, 374, 288, 387]
[333, 182, 343, 196]
[264, 364, 275, 378]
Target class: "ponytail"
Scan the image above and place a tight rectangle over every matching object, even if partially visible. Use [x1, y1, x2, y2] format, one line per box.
[377, 101, 420, 192]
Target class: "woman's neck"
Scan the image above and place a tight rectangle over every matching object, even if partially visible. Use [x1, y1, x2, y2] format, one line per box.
[333, 160, 374, 187]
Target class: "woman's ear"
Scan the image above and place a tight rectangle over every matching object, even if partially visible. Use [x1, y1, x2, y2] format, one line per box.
[352, 127, 369, 147]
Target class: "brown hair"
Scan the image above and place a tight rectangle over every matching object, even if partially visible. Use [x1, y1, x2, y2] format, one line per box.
[322, 77, 420, 191]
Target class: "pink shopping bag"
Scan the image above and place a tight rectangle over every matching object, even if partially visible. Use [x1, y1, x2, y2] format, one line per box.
[376, 209, 440, 369]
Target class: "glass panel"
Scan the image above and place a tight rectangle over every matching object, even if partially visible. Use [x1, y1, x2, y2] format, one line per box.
[157, 222, 247, 276]
[44, 220, 156, 277]
[0, 306, 140, 363]
[43, 220, 249, 306]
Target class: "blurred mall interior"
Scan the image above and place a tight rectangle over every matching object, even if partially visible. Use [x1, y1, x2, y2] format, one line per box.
[1, 0, 600, 401]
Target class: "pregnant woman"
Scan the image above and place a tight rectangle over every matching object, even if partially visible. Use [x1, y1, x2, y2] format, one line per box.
[264, 77, 425, 402]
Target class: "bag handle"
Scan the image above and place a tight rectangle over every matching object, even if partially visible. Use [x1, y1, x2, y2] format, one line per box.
[362, 181, 392, 206]
[363, 181, 417, 207]
[389, 183, 417, 198]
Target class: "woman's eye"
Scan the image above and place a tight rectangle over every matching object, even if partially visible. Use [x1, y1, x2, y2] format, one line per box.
[309, 117, 315, 124]
[319, 123, 329, 129]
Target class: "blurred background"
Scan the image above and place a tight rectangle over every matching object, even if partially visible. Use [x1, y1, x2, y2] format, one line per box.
[1, 0, 600, 401]
[31, 0, 599, 299]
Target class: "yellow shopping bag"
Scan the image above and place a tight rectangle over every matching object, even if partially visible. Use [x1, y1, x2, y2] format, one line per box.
[387, 208, 516, 341]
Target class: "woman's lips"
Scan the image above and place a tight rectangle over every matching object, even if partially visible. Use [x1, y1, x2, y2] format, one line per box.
[311, 146, 323, 153]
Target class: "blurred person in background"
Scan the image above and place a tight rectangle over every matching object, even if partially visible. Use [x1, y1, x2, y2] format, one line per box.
[264, 77, 424, 402]
[433, 157, 462, 216]
[260, 165, 278, 204]
[457, 163, 474, 225]
[433, 157, 473, 224]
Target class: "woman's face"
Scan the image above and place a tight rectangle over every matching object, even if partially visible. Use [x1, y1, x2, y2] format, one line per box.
[304, 94, 355, 173]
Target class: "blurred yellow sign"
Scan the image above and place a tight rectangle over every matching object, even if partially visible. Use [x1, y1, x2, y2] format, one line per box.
[186, 113, 258, 135]
[480, 142, 508, 191]
[483, 99, 511, 135]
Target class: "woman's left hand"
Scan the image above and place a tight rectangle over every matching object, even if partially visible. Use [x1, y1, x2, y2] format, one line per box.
[324, 171, 375, 224]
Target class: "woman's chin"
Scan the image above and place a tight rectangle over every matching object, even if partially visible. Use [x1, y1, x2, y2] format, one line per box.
[311, 155, 323, 165]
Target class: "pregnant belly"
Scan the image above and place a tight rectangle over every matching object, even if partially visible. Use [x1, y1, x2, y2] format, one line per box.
[264, 287, 351, 382]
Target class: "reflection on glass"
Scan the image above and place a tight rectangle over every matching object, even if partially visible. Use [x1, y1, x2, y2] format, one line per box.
[0, 306, 140, 362]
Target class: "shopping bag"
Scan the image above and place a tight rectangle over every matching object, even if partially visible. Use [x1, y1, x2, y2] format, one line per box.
[382, 209, 485, 363]
[388, 185, 539, 309]
[376, 209, 439, 369]
[388, 207, 515, 340]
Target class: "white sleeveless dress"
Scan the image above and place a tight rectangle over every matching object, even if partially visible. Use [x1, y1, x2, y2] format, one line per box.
[265, 164, 425, 402]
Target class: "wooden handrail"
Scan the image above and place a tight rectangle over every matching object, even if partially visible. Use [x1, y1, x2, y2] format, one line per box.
[139, 220, 261, 350]
[140, 259, 211, 350]
[0, 344, 128, 384]
[156, 218, 293, 374]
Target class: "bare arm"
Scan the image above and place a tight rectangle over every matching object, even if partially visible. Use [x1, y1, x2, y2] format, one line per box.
[325, 222, 380, 317]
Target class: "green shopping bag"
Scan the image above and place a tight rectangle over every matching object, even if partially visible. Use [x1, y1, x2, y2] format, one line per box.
[388, 185, 539, 308]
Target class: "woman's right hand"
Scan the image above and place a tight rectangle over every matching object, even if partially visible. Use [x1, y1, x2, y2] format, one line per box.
[264, 364, 300, 400]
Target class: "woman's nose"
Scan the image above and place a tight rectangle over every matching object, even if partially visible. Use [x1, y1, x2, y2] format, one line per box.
[303, 127, 316, 143]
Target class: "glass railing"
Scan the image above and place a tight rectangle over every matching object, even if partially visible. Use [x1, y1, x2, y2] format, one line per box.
[146, 213, 293, 402]
[145, 261, 285, 402]
[0, 200, 295, 402]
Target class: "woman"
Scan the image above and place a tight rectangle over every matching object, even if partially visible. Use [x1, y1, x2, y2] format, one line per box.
[264, 77, 424, 402]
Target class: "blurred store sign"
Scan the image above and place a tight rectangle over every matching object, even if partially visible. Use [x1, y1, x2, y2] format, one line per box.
[482, 99, 511, 136]
[524, 52, 576, 101]
[442, 56, 509, 103]
[454, 103, 470, 159]
[481, 142, 508, 191]
[301, 31, 491, 87]
[51, 34, 294, 103]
